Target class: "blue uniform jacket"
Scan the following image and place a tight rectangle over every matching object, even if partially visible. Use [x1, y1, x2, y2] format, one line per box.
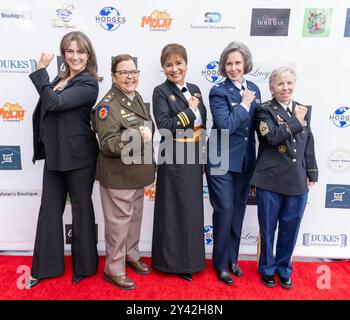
[250, 98, 318, 195]
[206, 78, 261, 173]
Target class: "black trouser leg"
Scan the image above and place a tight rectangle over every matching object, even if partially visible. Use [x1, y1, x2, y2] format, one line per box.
[32, 163, 67, 279]
[65, 166, 98, 276]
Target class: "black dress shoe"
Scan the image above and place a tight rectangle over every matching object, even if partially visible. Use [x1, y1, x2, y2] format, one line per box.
[231, 263, 243, 277]
[177, 273, 192, 281]
[278, 275, 293, 290]
[261, 275, 275, 288]
[217, 270, 233, 286]
[72, 274, 87, 285]
[25, 278, 40, 289]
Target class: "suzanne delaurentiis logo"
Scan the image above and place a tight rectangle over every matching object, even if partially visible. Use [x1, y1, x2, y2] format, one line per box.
[0, 102, 26, 122]
[0, 59, 37, 74]
[302, 8, 332, 37]
[328, 149, 350, 172]
[65, 224, 98, 244]
[0, 146, 22, 170]
[329, 106, 350, 128]
[303, 233, 347, 247]
[250, 8, 291, 36]
[190, 12, 235, 30]
[201, 61, 223, 83]
[344, 9, 350, 37]
[96, 6, 126, 31]
[52, 3, 75, 28]
[325, 184, 350, 209]
[141, 10, 172, 31]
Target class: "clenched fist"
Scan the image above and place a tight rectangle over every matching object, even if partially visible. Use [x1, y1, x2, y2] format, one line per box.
[139, 126, 152, 143]
[38, 52, 55, 69]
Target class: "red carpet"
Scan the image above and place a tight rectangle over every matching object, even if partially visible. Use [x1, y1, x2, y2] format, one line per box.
[1, 256, 349, 300]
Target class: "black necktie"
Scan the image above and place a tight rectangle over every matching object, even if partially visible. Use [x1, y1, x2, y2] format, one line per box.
[181, 87, 188, 93]
[241, 84, 245, 91]
[286, 107, 292, 117]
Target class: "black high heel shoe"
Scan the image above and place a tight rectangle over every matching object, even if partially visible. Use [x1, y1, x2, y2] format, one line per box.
[72, 274, 87, 285]
[177, 273, 192, 281]
[25, 277, 40, 289]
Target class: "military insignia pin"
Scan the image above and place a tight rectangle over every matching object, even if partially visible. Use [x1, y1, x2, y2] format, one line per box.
[170, 95, 176, 101]
[121, 109, 126, 115]
[97, 105, 110, 121]
[273, 106, 278, 110]
[127, 102, 131, 106]
[259, 121, 269, 136]
[278, 145, 286, 153]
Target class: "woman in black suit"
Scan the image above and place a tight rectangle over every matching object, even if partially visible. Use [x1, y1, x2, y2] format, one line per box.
[25, 31, 102, 289]
[151, 43, 207, 281]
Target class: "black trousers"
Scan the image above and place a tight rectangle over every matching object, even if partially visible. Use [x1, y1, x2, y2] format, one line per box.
[31, 163, 98, 279]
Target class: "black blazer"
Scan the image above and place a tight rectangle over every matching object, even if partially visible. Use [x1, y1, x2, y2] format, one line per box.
[152, 79, 207, 133]
[30, 68, 99, 172]
[250, 98, 318, 196]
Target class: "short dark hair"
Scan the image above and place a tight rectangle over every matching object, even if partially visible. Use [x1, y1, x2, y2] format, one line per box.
[160, 43, 187, 67]
[219, 41, 253, 76]
[59, 31, 102, 81]
[111, 54, 135, 73]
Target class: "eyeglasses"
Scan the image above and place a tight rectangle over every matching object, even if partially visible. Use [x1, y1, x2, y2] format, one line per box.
[115, 70, 140, 78]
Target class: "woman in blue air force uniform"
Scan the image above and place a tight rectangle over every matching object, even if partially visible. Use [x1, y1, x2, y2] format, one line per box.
[205, 42, 261, 285]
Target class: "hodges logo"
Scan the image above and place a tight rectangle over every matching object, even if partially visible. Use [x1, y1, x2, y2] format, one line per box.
[0, 102, 25, 122]
[141, 10, 172, 31]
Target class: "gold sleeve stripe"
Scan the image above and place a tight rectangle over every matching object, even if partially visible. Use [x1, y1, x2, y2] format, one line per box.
[180, 112, 189, 125]
[177, 113, 187, 126]
[180, 112, 190, 126]
[182, 112, 190, 126]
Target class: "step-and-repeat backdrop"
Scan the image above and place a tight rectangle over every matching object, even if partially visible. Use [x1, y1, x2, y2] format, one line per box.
[1, 0, 350, 258]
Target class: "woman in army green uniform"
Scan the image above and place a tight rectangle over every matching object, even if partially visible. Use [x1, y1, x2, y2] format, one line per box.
[92, 54, 155, 290]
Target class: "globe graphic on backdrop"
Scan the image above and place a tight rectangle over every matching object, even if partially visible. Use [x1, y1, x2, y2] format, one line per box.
[203, 225, 213, 245]
[204, 61, 224, 83]
[332, 107, 350, 128]
[99, 6, 121, 31]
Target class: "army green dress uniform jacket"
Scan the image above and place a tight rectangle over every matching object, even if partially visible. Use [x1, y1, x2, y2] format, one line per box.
[92, 85, 155, 189]
[92, 85, 155, 277]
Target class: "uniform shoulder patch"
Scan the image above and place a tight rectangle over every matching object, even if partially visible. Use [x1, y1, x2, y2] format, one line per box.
[259, 121, 269, 136]
[262, 100, 272, 107]
[97, 105, 110, 121]
[103, 92, 115, 103]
